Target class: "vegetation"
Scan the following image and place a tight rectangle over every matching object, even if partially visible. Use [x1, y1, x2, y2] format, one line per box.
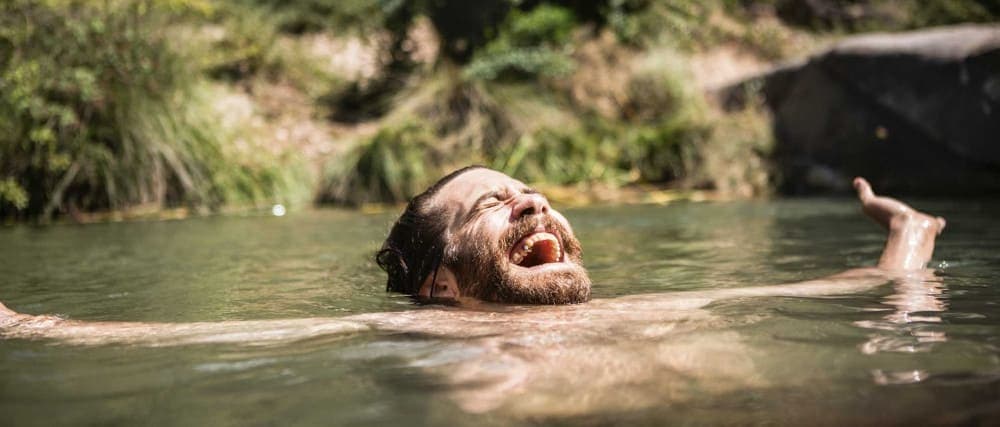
[0, 0, 310, 222]
[464, 5, 578, 81]
[2, 0, 997, 221]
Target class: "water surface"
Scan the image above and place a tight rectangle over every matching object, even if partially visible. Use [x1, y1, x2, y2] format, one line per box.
[2, 200, 999, 425]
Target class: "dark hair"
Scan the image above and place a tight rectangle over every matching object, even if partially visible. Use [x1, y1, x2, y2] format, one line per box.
[376, 165, 485, 295]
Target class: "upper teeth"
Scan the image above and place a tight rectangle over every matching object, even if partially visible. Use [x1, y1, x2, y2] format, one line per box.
[511, 232, 561, 265]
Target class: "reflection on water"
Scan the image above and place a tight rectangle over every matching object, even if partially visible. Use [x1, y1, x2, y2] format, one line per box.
[1, 200, 1000, 425]
[855, 269, 956, 386]
[857, 270, 949, 356]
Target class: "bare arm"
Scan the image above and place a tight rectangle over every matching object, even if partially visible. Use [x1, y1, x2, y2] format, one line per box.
[590, 178, 947, 312]
[0, 301, 370, 346]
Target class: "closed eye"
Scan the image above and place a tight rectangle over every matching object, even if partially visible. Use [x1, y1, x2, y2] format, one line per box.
[466, 189, 512, 220]
[465, 187, 536, 223]
[465, 191, 502, 219]
[479, 195, 502, 208]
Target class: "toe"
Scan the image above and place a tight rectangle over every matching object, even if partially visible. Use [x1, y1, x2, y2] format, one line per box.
[853, 177, 874, 200]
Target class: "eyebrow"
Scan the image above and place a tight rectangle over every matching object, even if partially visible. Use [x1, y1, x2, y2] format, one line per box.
[468, 187, 540, 213]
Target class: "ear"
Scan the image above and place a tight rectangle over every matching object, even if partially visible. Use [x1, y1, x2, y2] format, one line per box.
[418, 265, 460, 299]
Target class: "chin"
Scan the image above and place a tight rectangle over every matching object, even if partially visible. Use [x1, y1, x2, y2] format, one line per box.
[454, 219, 592, 305]
[492, 262, 592, 304]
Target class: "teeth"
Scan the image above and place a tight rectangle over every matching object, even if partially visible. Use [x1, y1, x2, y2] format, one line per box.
[510, 232, 562, 265]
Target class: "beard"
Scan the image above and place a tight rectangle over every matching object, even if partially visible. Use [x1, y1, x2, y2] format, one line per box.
[444, 215, 591, 304]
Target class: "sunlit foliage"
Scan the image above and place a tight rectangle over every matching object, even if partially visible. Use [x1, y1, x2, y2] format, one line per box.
[0, 0, 305, 221]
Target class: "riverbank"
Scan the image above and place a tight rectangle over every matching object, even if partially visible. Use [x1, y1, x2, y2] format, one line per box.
[2, 0, 995, 222]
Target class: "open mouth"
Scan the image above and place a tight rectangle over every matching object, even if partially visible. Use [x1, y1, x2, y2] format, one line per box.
[509, 231, 563, 268]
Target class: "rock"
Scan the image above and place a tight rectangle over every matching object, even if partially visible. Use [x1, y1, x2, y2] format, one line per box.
[727, 24, 1000, 195]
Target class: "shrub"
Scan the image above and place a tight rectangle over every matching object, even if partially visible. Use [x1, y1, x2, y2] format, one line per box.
[492, 128, 622, 185]
[493, 115, 705, 187]
[231, 0, 387, 35]
[0, 0, 305, 221]
[320, 121, 447, 205]
[464, 4, 577, 81]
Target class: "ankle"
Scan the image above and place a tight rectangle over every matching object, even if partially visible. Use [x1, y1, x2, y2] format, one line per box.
[888, 212, 917, 232]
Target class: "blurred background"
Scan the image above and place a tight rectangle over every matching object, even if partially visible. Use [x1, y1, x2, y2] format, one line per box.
[1, 0, 998, 223]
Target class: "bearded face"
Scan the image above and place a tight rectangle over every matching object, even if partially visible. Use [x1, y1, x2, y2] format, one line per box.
[399, 168, 592, 304]
[444, 210, 591, 304]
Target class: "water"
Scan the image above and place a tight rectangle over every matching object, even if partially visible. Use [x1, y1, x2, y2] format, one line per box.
[2, 200, 999, 425]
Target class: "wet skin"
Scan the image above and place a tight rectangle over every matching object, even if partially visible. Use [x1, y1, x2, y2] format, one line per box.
[0, 171, 948, 414]
[416, 168, 590, 303]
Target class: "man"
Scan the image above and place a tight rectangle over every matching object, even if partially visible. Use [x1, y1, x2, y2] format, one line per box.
[375, 165, 944, 305]
[0, 166, 945, 345]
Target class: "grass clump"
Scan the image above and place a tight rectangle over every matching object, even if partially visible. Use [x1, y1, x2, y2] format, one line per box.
[491, 128, 620, 185]
[320, 121, 447, 205]
[464, 4, 578, 81]
[492, 118, 704, 187]
[197, 5, 280, 82]
[237, 0, 387, 35]
[0, 0, 308, 221]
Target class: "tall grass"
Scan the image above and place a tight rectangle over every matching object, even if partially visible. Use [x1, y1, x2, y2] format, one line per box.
[0, 0, 307, 221]
[464, 4, 578, 81]
[321, 121, 444, 205]
[235, 0, 387, 35]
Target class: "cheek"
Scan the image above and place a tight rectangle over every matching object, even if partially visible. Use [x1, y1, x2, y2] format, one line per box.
[473, 210, 511, 242]
[451, 211, 510, 256]
[550, 210, 575, 235]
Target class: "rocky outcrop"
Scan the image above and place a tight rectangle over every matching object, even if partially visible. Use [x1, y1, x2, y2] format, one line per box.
[727, 24, 1000, 195]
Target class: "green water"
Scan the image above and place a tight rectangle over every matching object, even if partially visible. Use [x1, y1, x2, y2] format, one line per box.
[2, 200, 999, 425]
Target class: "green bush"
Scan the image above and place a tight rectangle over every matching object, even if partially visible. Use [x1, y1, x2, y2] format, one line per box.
[200, 5, 280, 81]
[493, 116, 705, 187]
[465, 4, 577, 81]
[492, 128, 621, 185]
[321, 121, 447, 205]
[229, 0, 387, 34]
[0, 0, 305, 221]
[898, 0, 1000, 28]
[604, 0, 715, 48]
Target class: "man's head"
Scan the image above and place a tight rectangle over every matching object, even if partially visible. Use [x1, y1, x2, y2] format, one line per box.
[376, 166, 591, 304]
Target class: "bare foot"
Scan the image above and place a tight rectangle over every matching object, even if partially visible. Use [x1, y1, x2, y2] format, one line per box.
[853, 177, 946, 270]
[853, 177, 945, 233]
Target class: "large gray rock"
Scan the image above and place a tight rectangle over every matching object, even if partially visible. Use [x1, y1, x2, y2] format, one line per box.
[735, 24, 1000, 195]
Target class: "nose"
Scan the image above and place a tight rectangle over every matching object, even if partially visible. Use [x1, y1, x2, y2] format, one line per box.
[511, 193, 550, 220]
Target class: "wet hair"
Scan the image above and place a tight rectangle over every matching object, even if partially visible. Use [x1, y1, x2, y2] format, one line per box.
[376, 165, 485, 295]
